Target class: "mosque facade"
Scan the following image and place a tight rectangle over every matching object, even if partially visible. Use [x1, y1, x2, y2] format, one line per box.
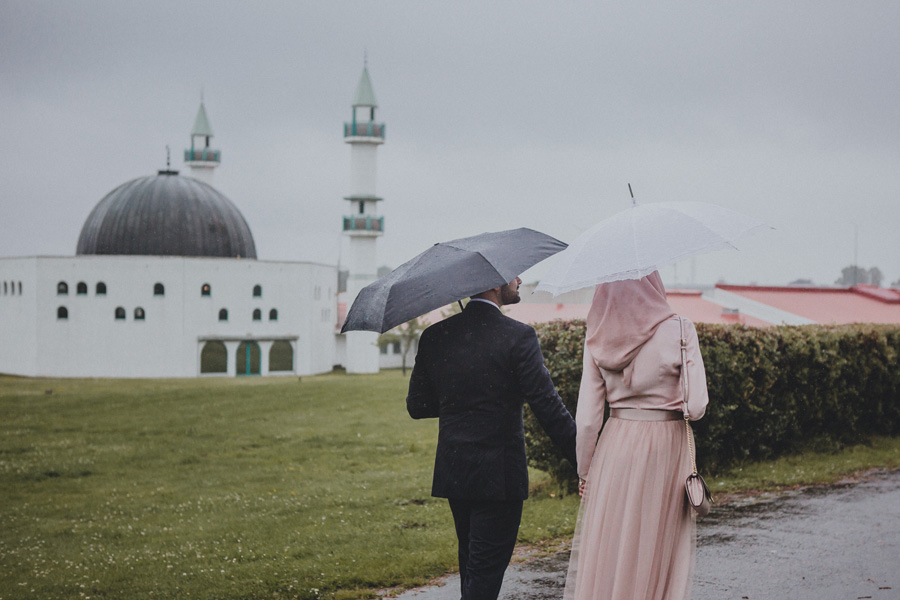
[0, 67, 386, 378]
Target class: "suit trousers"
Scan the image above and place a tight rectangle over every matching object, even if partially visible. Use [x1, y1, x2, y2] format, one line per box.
[448, 498, 524, 600]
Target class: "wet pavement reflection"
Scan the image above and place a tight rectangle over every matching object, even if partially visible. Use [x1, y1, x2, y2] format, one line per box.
[394, 469, 900, 600]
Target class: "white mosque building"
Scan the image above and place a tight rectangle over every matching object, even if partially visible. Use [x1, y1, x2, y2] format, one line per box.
[0, 67, 386, 378]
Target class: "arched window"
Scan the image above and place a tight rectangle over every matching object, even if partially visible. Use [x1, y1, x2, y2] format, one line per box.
[57, 306, 68, 320]
[153, 283, 165, 296]
[252, 308, 262, 321]
[201, 283, 211, 297]
[200, 341, 227, 373]
[18, 281, 22, 295]
[253, 284, 262, 297]
[57, 281, 68, 295]
[269, 308, 278, 321]
[115, 307, 126, 320]
[76, 282, 88, 295]
[269, 341, 294, 372]
[96, 282, 107, 295]
[2, 281, 6, 295]
[218, 308, 228, 321]
[134, 307, 145, 320]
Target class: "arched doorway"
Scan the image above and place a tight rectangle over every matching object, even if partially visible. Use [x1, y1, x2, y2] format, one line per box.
[269, 341, 294, 372]
[236, 341, 261, 376]
[200, 341, 227, 374]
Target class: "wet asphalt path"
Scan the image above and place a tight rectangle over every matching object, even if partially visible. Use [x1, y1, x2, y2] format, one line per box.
[394, 469, 900, 600]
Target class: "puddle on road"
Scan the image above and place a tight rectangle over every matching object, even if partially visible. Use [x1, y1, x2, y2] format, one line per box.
[394, 469, 900, 600]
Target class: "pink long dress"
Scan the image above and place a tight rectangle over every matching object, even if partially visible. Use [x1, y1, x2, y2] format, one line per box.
[563, 315, 709, 600]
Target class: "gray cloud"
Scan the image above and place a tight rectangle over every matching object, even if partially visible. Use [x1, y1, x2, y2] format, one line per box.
[2, 1, 898, 286]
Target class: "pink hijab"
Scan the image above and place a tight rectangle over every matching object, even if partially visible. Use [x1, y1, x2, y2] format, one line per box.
[585, 271, 675, 387]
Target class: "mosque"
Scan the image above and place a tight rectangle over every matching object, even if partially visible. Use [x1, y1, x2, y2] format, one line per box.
[0, 67, 386, 378]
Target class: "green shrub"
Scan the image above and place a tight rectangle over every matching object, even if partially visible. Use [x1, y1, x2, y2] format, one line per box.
[526, 319, 585, 492]
[527, 321, 900, 487]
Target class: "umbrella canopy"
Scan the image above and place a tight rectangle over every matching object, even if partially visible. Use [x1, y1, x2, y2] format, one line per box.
[341, 228, 567, 333]
[536, 201, 771, 296]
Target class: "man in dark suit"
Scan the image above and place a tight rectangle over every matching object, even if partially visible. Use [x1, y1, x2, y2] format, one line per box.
[406, 275, 577, 600]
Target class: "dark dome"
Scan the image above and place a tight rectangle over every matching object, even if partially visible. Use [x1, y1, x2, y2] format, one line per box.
[76, 171, 256, 259]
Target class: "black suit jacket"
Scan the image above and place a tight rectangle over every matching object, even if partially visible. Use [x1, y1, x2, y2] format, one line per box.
[406, 301, 577, 501]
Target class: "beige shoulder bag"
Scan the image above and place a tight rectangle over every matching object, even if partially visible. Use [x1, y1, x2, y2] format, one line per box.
[679, 316, 713, 517]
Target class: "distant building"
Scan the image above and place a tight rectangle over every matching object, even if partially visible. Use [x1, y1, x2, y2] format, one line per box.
[711, 284, 900, 325]
[0, 102, 336, 378]
[0, 66, 391, 378]
[506, 283, 900, 328]
[508, 285, 770, 327]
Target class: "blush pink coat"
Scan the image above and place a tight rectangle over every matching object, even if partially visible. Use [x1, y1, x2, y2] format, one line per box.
[575, 315, 709, 479]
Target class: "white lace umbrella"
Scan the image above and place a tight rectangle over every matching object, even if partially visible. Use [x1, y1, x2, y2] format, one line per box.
[536, 201, 771, 296]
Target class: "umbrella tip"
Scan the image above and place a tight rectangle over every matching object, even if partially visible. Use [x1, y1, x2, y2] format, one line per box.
[628, 183, 636, 206]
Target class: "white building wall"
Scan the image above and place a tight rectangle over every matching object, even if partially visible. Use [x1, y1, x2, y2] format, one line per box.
[294, 262, 339, 375]
[349, 144, 378, 197]
[187, 164, 216, 187]
[344, 137, 383, 374]
[179, 257, 338, 377]
[333, 333, 347, 369]
[0, 258, 38, 375]
[344, 236, 380, 374]
[33, 256, 192, 378]
[377, 337, 418, 370]
[0, 256, 337, 378]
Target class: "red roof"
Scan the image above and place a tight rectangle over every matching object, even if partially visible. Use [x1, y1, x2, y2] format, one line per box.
[666, 290, 771, 326]
[716, 284, 900, 325]
[343, 284, 900, 336]
[503, 290, 771, 327]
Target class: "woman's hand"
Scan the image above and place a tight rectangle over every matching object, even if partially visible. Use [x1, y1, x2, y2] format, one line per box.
[578, 477, 586, 497]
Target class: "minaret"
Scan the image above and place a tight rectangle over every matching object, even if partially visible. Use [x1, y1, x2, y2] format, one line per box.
[343, 63, 385, 374]
[184, 100, 220, 186]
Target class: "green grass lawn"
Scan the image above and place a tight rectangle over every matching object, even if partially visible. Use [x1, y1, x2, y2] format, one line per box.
[0, 372, 578, 600]
[2, 372, 899, 600]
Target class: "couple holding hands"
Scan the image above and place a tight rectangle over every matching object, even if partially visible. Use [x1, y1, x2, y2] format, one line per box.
[406, 270, 709, 600]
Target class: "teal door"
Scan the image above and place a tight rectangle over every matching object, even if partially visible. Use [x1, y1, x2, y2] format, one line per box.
[236, 341, 261, 376]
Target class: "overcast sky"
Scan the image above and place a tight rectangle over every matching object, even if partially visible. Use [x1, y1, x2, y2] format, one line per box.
[2, 1, 898, 287]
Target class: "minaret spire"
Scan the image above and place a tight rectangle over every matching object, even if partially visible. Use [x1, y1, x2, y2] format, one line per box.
[184, 96, 220, 186]
[342, 62, 386, 374]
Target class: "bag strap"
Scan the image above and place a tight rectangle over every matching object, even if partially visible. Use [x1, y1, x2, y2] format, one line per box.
[679, 316, 699, 477]
[679, 316, 689, 418]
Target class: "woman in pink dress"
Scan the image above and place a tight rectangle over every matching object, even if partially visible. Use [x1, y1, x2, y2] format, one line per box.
[563, 271, 709, 600]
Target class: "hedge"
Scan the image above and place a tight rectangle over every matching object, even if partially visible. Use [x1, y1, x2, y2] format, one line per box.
[525, 321, 900, 489]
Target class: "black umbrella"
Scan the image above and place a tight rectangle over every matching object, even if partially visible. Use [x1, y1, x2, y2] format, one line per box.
[341, 228, 567, 333]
